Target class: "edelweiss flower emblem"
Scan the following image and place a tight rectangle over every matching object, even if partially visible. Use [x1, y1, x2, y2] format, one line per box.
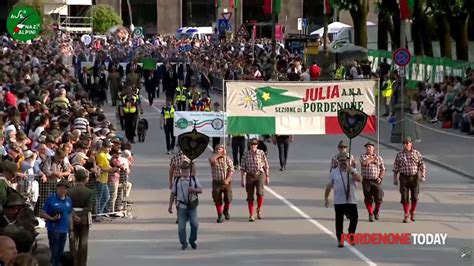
[238, 87, 258, 111]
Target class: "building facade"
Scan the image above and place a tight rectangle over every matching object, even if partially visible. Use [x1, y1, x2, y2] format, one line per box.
[96, 0, 370, 36]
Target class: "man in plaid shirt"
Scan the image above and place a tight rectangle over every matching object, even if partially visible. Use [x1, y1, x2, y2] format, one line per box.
[393, 137, 427, 223]
[330, 140, 356, 172]
[240, 138, 270, 222]
[360, 141, 386, 222]
[209, 144, 234, 223]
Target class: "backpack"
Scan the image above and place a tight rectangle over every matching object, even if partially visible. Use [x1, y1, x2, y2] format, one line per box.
[174, 176, 199, 209]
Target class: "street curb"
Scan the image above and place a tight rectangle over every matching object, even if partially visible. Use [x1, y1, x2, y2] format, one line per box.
[362, 135, 474, 180]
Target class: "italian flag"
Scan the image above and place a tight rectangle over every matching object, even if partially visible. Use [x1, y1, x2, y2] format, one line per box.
[323, 0, 331, 15]
[399, 0, 414, 19]
[226, 85, 376, 135]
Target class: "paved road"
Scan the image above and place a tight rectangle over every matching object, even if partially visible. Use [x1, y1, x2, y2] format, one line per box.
[365, 115, 474, 177]
[77, 90, 474, 266]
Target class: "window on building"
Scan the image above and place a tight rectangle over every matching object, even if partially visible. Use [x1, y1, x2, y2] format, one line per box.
[122, 0, 157, 35]
[243, 0, 272, 38]
[182, 0, 216, 27]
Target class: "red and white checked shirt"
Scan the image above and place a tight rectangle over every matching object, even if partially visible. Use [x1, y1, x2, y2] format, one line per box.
[241, 149, 269, 177]
[360, 153, 385, 180]
[170, 152, 190, 177]
[393, 148, 426, 177]
[210, 155, 234, 181]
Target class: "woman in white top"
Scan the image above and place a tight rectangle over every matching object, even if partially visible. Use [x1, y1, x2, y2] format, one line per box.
[410, 94, 422, 142]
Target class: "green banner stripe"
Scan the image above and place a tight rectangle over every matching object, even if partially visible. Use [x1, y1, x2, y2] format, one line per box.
[227, 116, 275, 135]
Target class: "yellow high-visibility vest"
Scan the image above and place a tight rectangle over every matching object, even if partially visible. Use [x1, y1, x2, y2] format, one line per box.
[163, 106, 175, 119]
[176, 86, 187, 102]
[382, 80, 393, 98]
[335, 65, 345, 80]
[122, 95, 138, 113]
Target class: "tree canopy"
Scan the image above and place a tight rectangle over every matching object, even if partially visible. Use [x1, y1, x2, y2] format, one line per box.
[89, 4, 123, 34]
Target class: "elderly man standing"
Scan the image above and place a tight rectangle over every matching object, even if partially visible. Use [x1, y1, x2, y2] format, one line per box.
[324, 152, 363, 248]
[360, 141, 386, 222]
[240, 138, 270, 222]
[393, 137, 427, 223]
[209, 144, 234, 223]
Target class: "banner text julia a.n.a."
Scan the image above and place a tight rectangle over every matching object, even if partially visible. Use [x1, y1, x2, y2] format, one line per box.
[225, 81, 377, 117]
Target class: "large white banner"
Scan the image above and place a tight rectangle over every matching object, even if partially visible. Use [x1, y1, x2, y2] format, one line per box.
[174, 111, 225, 137]
[225, 80, 377, 135]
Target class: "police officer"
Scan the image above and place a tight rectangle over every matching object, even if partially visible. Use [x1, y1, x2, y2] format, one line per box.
[381, 72, 393, 117]
[121, 89, 143, 143]
[67, 168, 93, 266]
[360, 141, 385, 222]
[393, 137, 426, 223]
[175, 80, 188, 111]
[161, 98, 176, 154]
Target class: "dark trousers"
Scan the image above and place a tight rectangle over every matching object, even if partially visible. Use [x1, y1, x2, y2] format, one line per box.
[362, 179, 384, 204]
[277, 139, 290, 168]
[70, 223, 90, 266]
[164, 124, 176, 151]
[176, 101, 187, 111]
[123, 112, 138, 142]
[399, 174, 420, 203]
[48, 231, 68, 266]
[146, 87, 156, 105]
[334, 204, 358, 243]
[212, 137, 220, 151]
[212, 180, 232, 205]
[231, 137, 246, 166]
[245, 172, 264, 202]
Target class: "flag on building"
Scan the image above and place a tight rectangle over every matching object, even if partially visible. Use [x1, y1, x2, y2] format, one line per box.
[226, 81, 377, 135]
[323, 0, 331, 15]
[399, 0, 414, 19]
[229, 0, 234, 9]
[263, 0, 272, 15]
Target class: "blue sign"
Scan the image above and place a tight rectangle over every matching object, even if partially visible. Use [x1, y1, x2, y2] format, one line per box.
[393, 48, 411, 67]
[218, 19, 229, 30]
[302, 18, 308, 28]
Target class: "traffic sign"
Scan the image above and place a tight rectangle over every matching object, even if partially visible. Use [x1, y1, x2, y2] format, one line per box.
[221, 12, 232, 21]
[81, 34, 91, 46]
[236, 24, 250, 38]
[133, 27, 144, 38]
[297, 18, 303, 31]
[302, 18, 308, 28]
[218, 19, 228, 30]
[399, 66, 406, 78]
[393, 48, 411, 67]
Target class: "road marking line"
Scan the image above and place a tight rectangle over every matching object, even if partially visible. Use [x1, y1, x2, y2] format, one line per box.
[265, 186, 377, 266]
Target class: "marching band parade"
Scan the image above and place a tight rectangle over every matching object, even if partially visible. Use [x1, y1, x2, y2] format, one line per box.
[0, 1, 473, 266]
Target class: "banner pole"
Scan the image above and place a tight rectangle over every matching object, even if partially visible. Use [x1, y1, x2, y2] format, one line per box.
[377, 79, 380, 154]
[223, 79, 226, 149]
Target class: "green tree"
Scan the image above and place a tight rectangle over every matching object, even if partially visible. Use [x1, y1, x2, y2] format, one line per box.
[331, 0, 370, 48]
[89, 4, 122, 34]
[428, 0, 472, 60]
[411, 0, 434, 56]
